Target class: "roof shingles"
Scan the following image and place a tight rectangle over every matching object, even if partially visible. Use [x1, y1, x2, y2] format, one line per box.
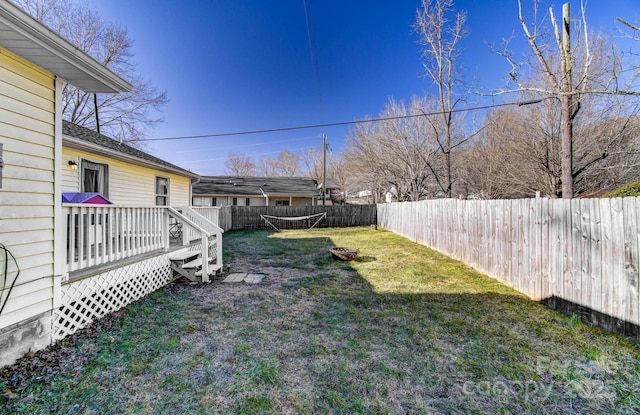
[63, 121, 196, 177]
[193, 176, 320, 196]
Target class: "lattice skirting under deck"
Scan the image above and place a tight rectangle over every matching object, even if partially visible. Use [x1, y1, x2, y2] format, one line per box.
[52, 253, 172, 341]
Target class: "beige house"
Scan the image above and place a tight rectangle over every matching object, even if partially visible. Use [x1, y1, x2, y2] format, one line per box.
[0, 0, 131, 367]
[0, 1, 221, 368]
[193, 176, 321, 207]
[62, 121, 197, 206]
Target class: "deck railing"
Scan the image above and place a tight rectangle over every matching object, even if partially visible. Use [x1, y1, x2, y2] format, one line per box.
[179, 207, 224, 243]
[63, 204, 223, 281]
[192, 206, 232, 231]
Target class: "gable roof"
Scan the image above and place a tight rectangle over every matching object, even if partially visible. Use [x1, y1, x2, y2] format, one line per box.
[63, 121, 198, 178]
[0, 0, 131, 93]
[194, 176, 320, 197]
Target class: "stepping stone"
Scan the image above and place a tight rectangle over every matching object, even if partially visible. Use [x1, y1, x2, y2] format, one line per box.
[244, 273, 265, 284]
[223, 273, 247, 283]
[244, 274, 265, 284]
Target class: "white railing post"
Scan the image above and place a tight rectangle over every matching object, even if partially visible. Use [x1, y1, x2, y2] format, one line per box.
[216, 229, 222, 270]
[66, 207, 75, 274]
[162, 208, 170, 250]
[201, 232, 210, 283]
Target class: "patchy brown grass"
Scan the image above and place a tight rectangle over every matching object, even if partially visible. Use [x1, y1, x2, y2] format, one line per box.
[1, 227, 639, 414]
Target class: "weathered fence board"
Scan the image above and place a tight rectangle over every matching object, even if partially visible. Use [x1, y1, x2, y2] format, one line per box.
[214, 205, 377, 231]
[378, 197, 640, 341]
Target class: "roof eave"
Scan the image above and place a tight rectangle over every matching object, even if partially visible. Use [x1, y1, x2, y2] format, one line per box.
[0, 0, 132, 93]
[262, 192, 319, 197]
[193, 193, 265, 197]
[63, 135, 199, 179]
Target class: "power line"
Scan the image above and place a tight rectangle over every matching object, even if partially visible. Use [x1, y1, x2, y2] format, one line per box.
[303, 0, 324, 121]
[166, 135, 322, 154]
[141, 99, 540, 142]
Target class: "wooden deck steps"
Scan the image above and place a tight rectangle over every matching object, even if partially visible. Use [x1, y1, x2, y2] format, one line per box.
[169, 248, 221, 283]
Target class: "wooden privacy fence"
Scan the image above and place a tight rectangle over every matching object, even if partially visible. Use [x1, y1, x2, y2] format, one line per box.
[192, 207, 232, 233]
[378, 197, 640, 341]
[218, 205, 377, 231]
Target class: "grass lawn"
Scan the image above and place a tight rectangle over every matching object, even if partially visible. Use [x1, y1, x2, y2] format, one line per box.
[1, 227, 639, 414]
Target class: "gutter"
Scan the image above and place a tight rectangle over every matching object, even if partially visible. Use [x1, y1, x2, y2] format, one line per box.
[0, 0, 132, 93]
[63, 135, 199, 179]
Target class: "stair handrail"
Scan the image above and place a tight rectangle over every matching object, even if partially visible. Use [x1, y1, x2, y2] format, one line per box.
[181, 206, 224, 235]
[167, 207, 211, 281]
[183, 207, 224, 282]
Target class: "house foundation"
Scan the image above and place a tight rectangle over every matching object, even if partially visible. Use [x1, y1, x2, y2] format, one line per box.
[0, 311, 52, 368]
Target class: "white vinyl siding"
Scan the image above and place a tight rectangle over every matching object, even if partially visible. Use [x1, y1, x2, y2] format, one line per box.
[193, 196, 269, 206]
[0, 47, 55, 329]
[61, 147, 191, 206]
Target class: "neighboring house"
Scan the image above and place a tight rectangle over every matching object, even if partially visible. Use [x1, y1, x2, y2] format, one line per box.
[62, 121, 198, 206]
[193, 176, 321, 207]
[0, 1, 221, 368]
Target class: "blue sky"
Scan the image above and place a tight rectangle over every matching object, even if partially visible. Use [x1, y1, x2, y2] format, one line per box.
[83, 0, 640, 175]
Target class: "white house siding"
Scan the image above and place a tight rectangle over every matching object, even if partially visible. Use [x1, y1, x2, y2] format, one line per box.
[269, 197, 315, 206]
[193, 196, 267, 207]
[0, 48, 56, 362]
[62, 147, 191, 206]
[193, 196, 316, 207]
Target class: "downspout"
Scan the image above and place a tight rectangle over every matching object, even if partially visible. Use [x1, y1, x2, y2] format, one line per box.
[260, 188, 269, 206]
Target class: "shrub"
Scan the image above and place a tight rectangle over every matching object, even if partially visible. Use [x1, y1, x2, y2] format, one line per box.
[601, 180, 640, 198]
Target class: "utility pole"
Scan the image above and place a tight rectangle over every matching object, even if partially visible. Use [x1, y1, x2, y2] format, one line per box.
[560, 2, 573, 198]
[322, 134, 327, 206]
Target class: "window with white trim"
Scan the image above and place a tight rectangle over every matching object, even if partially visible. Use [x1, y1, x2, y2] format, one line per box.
[155, 176, 169, 206]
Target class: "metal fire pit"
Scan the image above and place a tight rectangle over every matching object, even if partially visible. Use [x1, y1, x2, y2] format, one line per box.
[330, 247, 359, 261]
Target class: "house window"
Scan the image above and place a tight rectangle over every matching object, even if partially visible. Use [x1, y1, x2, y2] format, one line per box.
[193, 197, 218, 207]
[81, 159, 109, 197]
[275, 200, 289, 207]
[155, 176, 169, 206]
[193, 197, 209, 206]
[233, 197, 238, 206]
[245, 198, 251, 206]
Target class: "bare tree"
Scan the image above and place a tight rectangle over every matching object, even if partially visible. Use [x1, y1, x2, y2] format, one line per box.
[617, 17, 640, 34]
[14, 0, 168, 143]
[259, 150, 301, 177]
[344, 96, 441, 201]
[302, 146, 324, 179]
[224, 152, 257, 176]
[414, 0, 470, 197]
[302, 147, 351, 203]
[466, 91, 640, 199]
[496, 1, 640, 197]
